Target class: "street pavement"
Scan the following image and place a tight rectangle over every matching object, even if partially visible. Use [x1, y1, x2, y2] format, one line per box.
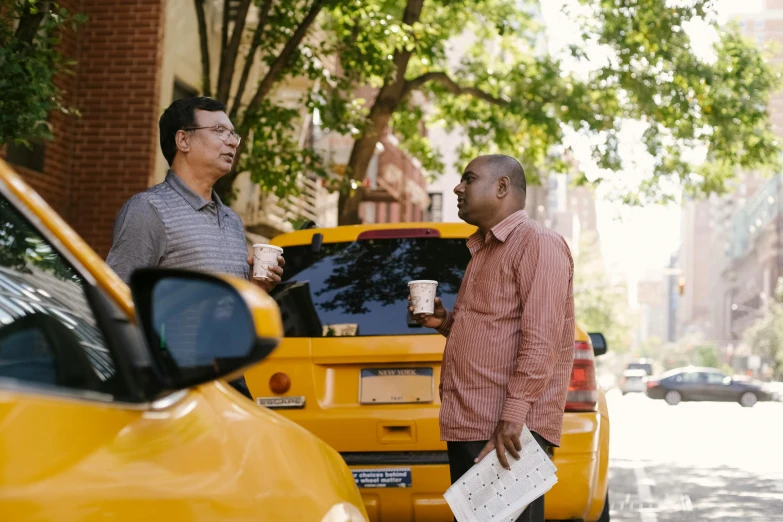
[605, 389, 783, 521]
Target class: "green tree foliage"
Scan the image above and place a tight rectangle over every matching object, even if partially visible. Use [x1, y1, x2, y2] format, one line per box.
[742, 277, 783, 379]
[573, 230, 633, 353]
[195, 0, 349, 202]
[691, 344, 721, 369]
[0, 1, 85, 146]
[204, 0, 780, 224]
[328, 0, 782, 223]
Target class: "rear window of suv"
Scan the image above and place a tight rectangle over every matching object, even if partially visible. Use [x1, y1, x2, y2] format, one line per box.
[627, 363, 653, 375]
[270, 237, 470, 337]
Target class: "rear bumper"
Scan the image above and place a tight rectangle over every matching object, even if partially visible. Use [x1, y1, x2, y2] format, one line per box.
[620, 382, 646, 393]
[345, 412, 607, 522]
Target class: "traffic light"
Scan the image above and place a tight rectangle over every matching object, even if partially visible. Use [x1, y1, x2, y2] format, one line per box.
[678, 277, 686, 296]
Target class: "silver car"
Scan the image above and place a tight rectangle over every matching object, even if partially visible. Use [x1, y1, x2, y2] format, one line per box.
[619, 369, 648, 395]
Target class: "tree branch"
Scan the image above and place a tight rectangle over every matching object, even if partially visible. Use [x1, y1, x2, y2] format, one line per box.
[216, 0, 252, 102]
[14, 0, 50, 45]
[242, 0, 325, 128]
[402, 0, 424, 25]
[402, 71, 509, 106]
[220, 0, 230, 66]
[229, 0, 272, 121]
[194, 0, 212, 97]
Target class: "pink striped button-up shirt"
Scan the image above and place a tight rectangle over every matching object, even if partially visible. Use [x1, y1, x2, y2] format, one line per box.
[438, 210, 575, 446]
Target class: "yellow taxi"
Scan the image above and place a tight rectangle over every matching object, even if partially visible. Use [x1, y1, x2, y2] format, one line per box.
[0, 159, 368, 522]
[247, 223, 611, 522]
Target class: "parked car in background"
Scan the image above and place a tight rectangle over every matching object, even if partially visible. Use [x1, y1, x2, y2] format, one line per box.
[626, 358, 654, 376]
[646, 366, 775, 407]
[247, 223, 611, 522]
[618, 369, 648, 395]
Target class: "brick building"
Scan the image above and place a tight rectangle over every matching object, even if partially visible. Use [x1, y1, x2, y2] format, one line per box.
[4, 0, 165, 257]
[4, 0, 430, 255]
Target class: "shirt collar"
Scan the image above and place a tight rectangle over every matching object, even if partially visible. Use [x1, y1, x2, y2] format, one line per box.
[466, 210, 529, 254]
[165, 170, 230, 224]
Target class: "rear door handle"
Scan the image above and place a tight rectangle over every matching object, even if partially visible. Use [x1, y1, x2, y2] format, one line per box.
[377, 422, 416, 444]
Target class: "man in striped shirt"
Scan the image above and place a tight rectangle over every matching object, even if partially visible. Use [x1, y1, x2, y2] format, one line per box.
[107, 97, 284, 399]
[411, 154, 575, 522]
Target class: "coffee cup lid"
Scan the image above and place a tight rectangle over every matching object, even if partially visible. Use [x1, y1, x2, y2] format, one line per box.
[253, 244, 284, 252]
[408, 280, 438, 286]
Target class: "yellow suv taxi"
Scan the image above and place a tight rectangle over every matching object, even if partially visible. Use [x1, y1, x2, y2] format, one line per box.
[0, 160, 367, 522]
[247, 223, 611, 522]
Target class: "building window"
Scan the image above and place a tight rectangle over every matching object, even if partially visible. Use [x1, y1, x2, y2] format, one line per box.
[172, 79, 199, 101]
[755, 19, 765, 31]
[5, 141, 46, 173]
[428, 192, 443, 222]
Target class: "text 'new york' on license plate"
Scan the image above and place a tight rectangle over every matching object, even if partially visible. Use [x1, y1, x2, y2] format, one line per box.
[359, 367, 434, 404]
[352, 468, 412, 488]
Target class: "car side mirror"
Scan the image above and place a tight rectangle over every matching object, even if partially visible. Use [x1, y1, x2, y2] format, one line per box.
[130, 269, 282, 395]
[588, 332, 608, 357]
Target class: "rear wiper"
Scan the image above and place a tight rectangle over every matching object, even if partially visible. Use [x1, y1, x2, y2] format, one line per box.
[311, 232, 323, 253]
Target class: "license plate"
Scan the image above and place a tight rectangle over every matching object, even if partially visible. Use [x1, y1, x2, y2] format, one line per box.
[352, 468, 412, 488]
[359, 368, 434, 404]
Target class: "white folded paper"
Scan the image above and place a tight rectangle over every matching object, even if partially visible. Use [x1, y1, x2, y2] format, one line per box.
[443, 426, 558, 522]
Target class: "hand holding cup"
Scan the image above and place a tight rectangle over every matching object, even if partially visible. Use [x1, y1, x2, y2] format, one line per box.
[407, 280, 447, 329]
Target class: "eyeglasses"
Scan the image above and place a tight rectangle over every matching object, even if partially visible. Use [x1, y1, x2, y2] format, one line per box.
[183, 125, 241, 146]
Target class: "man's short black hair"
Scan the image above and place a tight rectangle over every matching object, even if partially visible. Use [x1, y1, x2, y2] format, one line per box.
[159, 96, 226, 166]
[483, 154, 526, 193]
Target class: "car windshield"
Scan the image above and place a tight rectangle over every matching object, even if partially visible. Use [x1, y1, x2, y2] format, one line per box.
[270, 237, 471, 337]
[628, 363, 653, 374]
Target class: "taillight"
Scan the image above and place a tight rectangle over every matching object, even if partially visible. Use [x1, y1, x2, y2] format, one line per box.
[565, 340, 598, 412]
[646, 379, 659, 389]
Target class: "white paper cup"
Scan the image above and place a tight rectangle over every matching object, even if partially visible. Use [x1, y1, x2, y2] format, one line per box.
[408, 280, 438, 315]
[253, 244, 283, 281]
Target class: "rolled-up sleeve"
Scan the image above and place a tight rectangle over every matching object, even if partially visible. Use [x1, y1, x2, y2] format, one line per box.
[106, 195, 166, 284]
[500, 234, 572, 426]
[437, 308, 456, 337]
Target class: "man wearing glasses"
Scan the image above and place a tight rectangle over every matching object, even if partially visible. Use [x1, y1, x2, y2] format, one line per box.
[107, 96, 283, 399]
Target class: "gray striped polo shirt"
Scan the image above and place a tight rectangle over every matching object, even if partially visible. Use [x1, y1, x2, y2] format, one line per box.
[106, 170, 249, 284]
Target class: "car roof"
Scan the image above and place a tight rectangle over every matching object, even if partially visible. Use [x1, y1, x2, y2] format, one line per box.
[661, 366, 723, 377]
[623, 369, 648, 376]
[272, 222, 478, 247]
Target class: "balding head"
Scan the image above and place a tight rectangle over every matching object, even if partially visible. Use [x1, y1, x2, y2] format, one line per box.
[479, 154, 527, 193]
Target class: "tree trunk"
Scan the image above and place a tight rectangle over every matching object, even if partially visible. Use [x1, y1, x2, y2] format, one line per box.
[337, 0, 425, 225]
[337, 191, 362, 225]
[216, 0, 252, 103]
[214, 0, 324, 203]
[14, 0, 50, 44]
[194, 0, 212, 97]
